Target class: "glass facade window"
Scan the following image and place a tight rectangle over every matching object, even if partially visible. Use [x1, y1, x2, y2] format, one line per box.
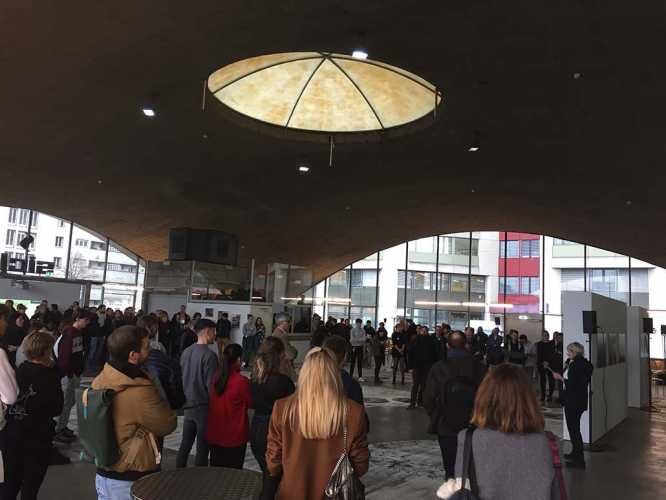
[302, 230, 666, 361]
[18, 209, 29, 226]
[521, 239, 539, 257]
[0, 206, 144, 309]
[500, 240, 520, 258]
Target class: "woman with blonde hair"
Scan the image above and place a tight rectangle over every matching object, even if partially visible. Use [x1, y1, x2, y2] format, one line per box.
[265, 347, 369, 499]
[438, 363, 565, 500]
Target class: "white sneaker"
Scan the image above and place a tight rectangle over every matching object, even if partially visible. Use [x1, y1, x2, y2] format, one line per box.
[358, 377, 365, 382]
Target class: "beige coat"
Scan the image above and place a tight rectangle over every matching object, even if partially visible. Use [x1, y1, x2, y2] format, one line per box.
[92, 363, 177, 473]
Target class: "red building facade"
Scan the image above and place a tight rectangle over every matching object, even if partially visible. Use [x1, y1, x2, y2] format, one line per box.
[498, 232, 541, 314]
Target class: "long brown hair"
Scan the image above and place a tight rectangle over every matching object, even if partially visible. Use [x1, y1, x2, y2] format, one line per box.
[253, 336, 284, 384]
[470, 363, 544, 434]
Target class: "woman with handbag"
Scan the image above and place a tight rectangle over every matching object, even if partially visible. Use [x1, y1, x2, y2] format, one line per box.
[265, 347, 369, 500]
[437, 363, 566, 500]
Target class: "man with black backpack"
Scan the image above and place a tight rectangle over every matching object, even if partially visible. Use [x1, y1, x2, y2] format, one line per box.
[423, 330, 486, 480]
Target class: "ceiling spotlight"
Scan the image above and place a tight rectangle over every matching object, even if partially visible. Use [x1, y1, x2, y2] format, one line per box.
[468, 130, 481, 151]
[298, 165, 310, 173]
[352, 50, 368, 60]
[573, 72, 582, 79]
[142, 108, 155, 117]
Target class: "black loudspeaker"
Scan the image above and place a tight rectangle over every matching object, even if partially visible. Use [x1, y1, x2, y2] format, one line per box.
[661, 325, 666, 335]
[582, 310, 597, 334]
[494, 316, 501, 325]
[168, 228, 238, 266]
[643, 317, 654, 334]
[19, 235, 34, 250]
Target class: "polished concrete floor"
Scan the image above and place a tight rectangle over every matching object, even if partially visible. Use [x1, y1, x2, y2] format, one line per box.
[35, 377, 666, 500]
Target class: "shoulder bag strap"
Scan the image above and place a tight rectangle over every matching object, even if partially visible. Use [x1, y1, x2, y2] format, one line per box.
[460, 427, 474, 491]
[545, 431, 568, 500]
[342, 402, 348, 454]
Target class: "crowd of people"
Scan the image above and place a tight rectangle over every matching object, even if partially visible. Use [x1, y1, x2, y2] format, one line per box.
[0, 299, 593, 500]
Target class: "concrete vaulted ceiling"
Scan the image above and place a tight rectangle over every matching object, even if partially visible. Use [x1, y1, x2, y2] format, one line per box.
[2, 1, 666, 283]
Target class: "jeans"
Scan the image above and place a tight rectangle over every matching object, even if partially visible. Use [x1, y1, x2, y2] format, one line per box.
[209, 443, 247, 469]
[392, 355, 405, 384]
[374, 355, 385, 380]
[349, 346, 364, 378]
[2, 439, 50, 500]
[176, 406, 210, 467]
[56, 375, 80, 433]
[410, 366, 430, 406]
[249, 414, 270, 474]
[87, 337, 105, 369]
[95, 475, 133, 500]
[438, 434, 458, 480]
[539, 367, 554, 401]
[565, 405, 585, 461]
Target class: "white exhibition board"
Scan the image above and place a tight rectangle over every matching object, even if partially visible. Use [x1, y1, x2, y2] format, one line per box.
[626, 306, 650, 409]
[562, 291, 628, 445]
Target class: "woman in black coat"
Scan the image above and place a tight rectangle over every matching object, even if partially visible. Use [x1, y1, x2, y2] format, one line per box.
[553, 341, 593, 469]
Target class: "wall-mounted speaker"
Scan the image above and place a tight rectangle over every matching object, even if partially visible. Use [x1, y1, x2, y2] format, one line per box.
[168, 228, 238, 266]
[643, 317, 654, 334]
[661, 325, 666, 335]
[494, 316, 501, 325]
[582, 310, 597, 334]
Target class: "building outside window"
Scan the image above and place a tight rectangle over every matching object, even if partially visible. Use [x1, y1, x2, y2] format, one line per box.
[55, 236, 64, 248]
[75, 238, 88, 247]
[18, 209, 29, 226]
[5, 230, 15, 246]
[7, 208, 17, 224]
[54, 256, 62, 268]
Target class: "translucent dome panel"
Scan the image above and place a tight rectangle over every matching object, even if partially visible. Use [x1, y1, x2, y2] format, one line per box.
[208, 52, 442, 134]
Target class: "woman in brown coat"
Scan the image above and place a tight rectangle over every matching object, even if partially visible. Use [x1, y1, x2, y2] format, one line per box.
[266, 347, 370, 499]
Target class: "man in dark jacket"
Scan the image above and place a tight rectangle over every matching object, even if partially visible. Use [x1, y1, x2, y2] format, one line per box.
[407, 325, 439, 409]
[423, 331, 485, 479]
[536, 330, 556, 402]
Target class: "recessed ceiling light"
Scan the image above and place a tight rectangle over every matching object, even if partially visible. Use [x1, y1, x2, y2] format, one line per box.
[142, 108, 155, 117]
[468, 146, 479, 152]
[298, 165, 310, 173]
[352, 50, 368, 60]
[573, 72, 582, 79]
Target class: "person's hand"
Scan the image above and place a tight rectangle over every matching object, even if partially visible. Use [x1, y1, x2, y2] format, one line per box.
[543, 361, 549, 368]
[552, 372, 564, 382]
[7, 345, 17, 352]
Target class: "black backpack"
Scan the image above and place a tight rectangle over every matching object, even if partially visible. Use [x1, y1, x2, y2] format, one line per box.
[439, 360, 479, 432]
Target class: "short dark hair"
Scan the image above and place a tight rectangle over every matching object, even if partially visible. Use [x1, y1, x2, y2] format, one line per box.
[323, 335, 349, 365]
[195, 318, 216, 334]
[222, 313, 228, 318]
[355, 318, 362, 324]
[519, 334, 528, 341]
[107, 325, 148, 362]
[448, 330, 466, 350]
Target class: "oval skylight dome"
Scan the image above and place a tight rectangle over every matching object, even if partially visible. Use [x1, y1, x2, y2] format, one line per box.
[208, 52, 442, 136]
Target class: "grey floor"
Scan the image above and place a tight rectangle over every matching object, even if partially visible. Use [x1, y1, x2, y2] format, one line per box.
[36, 375, 666, 500]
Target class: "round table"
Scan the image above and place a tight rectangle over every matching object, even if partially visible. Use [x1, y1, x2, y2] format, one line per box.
[131, 467, 262, 500]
